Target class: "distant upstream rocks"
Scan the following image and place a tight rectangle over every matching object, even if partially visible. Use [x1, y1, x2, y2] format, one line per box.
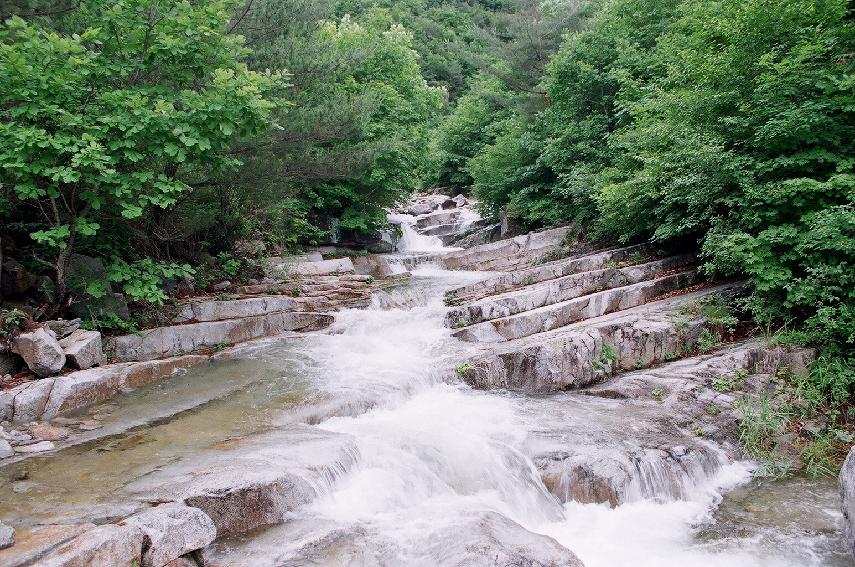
[841, 446, 855, 559]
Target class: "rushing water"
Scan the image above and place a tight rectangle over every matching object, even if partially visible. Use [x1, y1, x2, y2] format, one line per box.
[1, 228, 850, 565]
[208, 262, 849, 566]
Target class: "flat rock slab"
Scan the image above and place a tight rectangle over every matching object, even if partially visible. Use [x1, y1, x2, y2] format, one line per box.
[173, 296, 297, 324]
[199, 512, 584, 567]
[446, 243, 652, 304]
[446, 255, 691, 327]
[33, 523, 143, 567]
[459, 284, 739, 392]
[450, 268, 698, 340]
[440, 226, 573, 272]
[530, 342, 813, 507]
[2, 356, 209, 426]
[105, 311, 334, 362]
[122, 426, 358, 537]
[0, 524, 94, 567]
[288, 258, 355, 276]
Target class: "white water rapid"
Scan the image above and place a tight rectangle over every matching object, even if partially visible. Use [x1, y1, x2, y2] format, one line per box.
[206, 219, 849, 566]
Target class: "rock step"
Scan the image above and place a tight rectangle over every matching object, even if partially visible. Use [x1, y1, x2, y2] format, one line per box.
[199, 511, 584, 567]
[452, 270, 701, 343]
[121, 426, 358, 538]
[0, 355, 209, 426]
[439, 226, 575, 272]
[583, 341, 814, 442]
[458, 283, 740, 393]
[531, 341, 812, 507]
[445, 243, 653, 305]
[0, 427, 361, 564]
[446, 255, 694, 328]
[105, 311, 334, 363]
[173, 296, 297, 323]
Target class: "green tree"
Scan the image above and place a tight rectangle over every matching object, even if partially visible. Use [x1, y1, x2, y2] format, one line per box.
[0, 0, 279, 304]
[598, 0, 855, 346]
[229, 6, 442, 240]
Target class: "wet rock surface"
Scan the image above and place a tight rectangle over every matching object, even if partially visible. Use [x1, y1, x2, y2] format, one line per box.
[122, 426, 357, 537]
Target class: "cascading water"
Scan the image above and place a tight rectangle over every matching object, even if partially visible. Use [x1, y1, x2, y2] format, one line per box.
[389, 213, 449, 253]
[199, 261, 850, 566]
[1, 214, 847, 566]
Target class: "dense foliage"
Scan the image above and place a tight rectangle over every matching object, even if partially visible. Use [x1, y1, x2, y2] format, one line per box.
[0, 0, 278, 303]
[462, 0, 855, 355]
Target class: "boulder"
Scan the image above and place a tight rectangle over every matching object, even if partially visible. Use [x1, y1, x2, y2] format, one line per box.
[499, 210, 523, 238]
[428, 512, 585, 567]
[44, 319, 81, 340]
[211, 281, 231, 292]
[0, 439, 13, 458]
[69, 292, 131, 322]
[233, 239, 266, 257]
[841, 446, 855, 559]
[1, 258, 34, 297]
[59, 329, 103, 370]
[122, 503, 216, 567]
[415, 210, 460, 229]
[0, 521, 13, 549]
[34, 523, 144, 567]
[11, 327, 65, 377]
[351, 255, 398, 279]
[407, 202, 433, 216]
[68, 254, 108, 287]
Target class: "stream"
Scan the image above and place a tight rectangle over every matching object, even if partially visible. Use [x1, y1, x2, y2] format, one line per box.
[1, 221, 851, 566]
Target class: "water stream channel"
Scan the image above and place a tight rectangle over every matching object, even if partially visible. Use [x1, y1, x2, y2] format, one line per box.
[0, 222, 851, 566]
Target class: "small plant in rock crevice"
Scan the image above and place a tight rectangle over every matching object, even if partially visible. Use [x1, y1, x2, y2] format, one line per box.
[455, 363, 472, 376]
[696, 328, 722, 354]
[599, 344, 618, 366]
[712, 368, 749, 393]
